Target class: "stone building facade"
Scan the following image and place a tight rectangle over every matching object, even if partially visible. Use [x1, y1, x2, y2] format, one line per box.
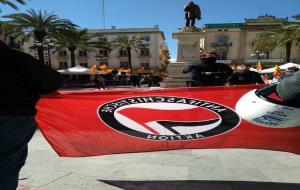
[201, 15, 300, 68]
[22, 26, 169, 71]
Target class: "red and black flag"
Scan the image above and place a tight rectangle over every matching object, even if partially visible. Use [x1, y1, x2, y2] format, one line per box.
[36, 85, 300, 157]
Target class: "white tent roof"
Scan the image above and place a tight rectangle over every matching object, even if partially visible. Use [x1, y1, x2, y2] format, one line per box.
[260, 63, 300, 74]
[58, 65, 89, 74]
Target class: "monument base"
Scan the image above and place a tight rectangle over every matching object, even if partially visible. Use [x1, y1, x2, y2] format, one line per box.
[160, 27, 204, 88]
[160, 62, 194, 88]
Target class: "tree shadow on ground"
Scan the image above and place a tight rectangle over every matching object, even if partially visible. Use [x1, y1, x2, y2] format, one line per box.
[98, 180, 300, 190]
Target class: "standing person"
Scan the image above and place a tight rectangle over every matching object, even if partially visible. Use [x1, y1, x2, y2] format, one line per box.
[183, 52, 233, 86]
[130, 69, 141, 87]
[0, 24, 63, 190]
[95, 71, 106, 90]
[230, 64, 264, 85]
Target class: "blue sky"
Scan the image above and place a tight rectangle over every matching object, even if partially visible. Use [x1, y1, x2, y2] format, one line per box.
[1, 0, 300, 59]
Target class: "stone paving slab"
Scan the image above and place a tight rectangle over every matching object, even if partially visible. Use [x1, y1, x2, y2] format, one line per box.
[18, 130, 300, 190]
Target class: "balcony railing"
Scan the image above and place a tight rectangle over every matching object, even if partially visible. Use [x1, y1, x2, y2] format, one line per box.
[211, 42, 232, 47]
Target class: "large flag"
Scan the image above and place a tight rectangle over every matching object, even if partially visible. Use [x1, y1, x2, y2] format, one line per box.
[36, 85, 300, 157]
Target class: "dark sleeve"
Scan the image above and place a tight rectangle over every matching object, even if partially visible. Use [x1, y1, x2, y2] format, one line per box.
[254, 73, 264, 84]
[24, 53, 63, 94]
[183, 65, 196, 73]
[276, 71, 300, 104]
[229, 72, 239, 85]
[216, 64, 233, 78]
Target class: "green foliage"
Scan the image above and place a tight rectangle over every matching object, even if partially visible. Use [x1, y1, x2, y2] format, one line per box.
[254, 14, 300, 54]
[3, 9, 77, 41]
[54, 28, 94, 67]
[110, 35, 145, 50]
[3, 9, 77, 63]
[53, 28, 94, 51]
[110, 35, 146, 69]
[0, 0, 26, 12]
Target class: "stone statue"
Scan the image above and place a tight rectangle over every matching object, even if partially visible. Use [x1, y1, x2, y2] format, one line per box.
[184, 1, 201, 28]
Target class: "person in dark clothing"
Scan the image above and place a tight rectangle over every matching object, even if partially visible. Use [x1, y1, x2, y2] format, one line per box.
[0, 25, 63, 190]
[130, 69, 141, 87]
[94, 72, 106, 90]
[130, 74, 141, 87]
[230, 64, 264, 85]
[183, 52, 233, 86]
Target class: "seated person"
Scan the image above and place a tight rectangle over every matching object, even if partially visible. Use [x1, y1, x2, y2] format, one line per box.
[183, 52, 233, 86]
[230, 64, 264, 85]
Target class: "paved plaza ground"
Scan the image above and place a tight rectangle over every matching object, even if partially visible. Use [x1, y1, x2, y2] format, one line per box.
[18, 130, 300, 190]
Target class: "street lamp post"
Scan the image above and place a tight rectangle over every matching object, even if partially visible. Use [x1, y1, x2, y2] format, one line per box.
[251, 50, 266, 67]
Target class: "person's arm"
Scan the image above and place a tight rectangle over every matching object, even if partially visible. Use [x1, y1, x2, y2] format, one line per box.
[182, 65, 196, 74]
[24, 53, 63, 94]
[214, 64, 233, 78]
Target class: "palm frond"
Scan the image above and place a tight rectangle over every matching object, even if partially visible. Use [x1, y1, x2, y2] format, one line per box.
[0, 0, 26, 11]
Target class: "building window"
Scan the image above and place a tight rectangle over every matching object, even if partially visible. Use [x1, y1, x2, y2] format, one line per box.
[120, 62, 129, 68]
[119, 49, 128, 57]
[217, 52, 227, 60]
[79, 50, 87, 57]
[140, 36, 150, 44]
[140, 48, 150, 56]
[141, 63, 150, 69]
[58, 50, 67, 57]
[216, 36, 229, 45]
[99, 49, 108, 57]
[80, 63, 88, 67]
[59, 62, 68, 69]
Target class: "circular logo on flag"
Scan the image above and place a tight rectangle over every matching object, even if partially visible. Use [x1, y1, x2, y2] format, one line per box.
[98, 96, 240, 141]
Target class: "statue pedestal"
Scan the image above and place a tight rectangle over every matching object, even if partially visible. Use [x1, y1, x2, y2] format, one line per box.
[160, 62, 194, 88]
[160, 29, 204, 88]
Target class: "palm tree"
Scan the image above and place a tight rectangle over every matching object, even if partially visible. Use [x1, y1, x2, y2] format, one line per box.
[0, 0, 26, 11]
[254, 14, 300, 62]
[53, 28, 98, 67]
[110, 35, 145, 69]
[3, 9, 77, 64]
[1, 21, 23, 47]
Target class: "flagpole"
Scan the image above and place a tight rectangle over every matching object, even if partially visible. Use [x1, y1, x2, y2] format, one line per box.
[102, 0, 106, 29]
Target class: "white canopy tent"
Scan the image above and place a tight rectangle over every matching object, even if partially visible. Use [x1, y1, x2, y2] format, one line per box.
[57, 65, 90, 75]
[260, 63, 300, 74]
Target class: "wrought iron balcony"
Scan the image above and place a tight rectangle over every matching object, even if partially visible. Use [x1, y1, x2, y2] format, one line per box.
[211, 42, 232, 47]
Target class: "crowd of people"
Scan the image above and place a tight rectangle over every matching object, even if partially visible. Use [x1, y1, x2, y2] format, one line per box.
[92, 67, 163, 90]
[182, 51, 299, 107]
[183, 51, 299, 87]
[66, 51, 297, 91]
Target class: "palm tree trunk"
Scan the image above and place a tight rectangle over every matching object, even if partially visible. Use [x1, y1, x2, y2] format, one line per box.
[69, 47, 77, 67]
[127, 47, 132, 69]
[47, 48, 52, 68]
[286, 42, 292, 63]
[37, 46, 45, 64]
[34, 30, 47, 64]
